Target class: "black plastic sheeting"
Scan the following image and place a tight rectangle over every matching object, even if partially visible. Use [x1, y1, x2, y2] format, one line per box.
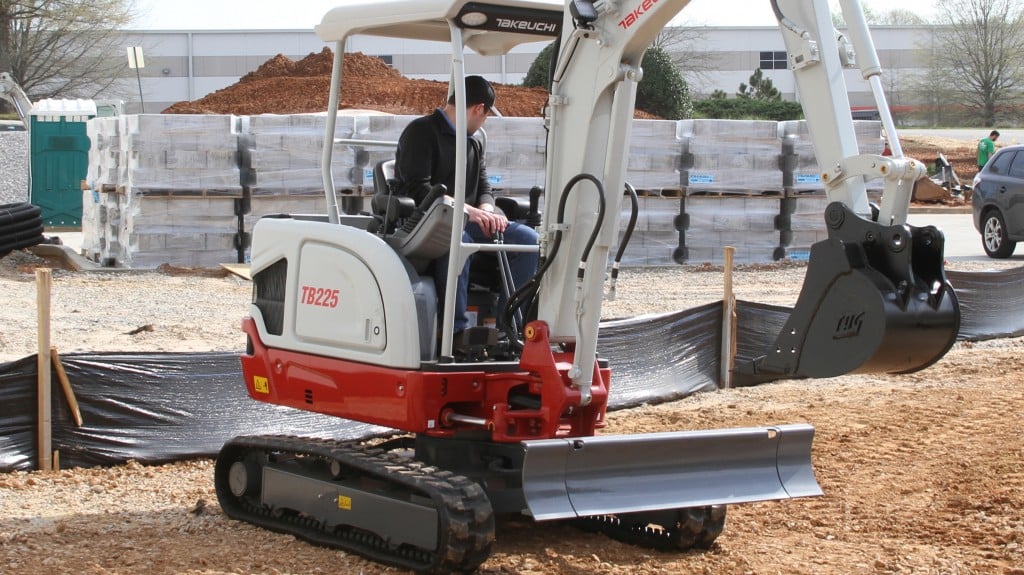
[947, 269, 1024, 341]
[0, 353, 386, 472]
[2, 267, 1021, 471]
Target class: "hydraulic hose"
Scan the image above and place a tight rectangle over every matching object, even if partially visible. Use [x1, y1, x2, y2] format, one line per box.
[501, 173, 606, 345]
[608, 182, 639, 299]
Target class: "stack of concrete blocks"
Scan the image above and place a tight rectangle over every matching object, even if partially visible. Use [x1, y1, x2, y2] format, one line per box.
[349, 114, 415, 191]
[777, 195, 830, 261]
[239, 113, 396, 261]
[240, 112, 416, 197]
[82, 113, 888, 269]
[679, 119, 783, 195]
[125, 114, 242, 195]
[776, 120, 885, 260]
[779, 120, 885, 194]
[616, 196, 681, 266]
[83, 114, 244, 268]
[483, 116, 546, 193]
[123, 114, 242, 268]
[81, 116, 127, 264]
[242, 113, 350, 197]
[626, 120, 684, 194]
[677, 197, 782, 264]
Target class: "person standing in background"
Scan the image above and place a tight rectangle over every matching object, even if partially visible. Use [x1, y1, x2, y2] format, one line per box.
[978, 130, 1000, 169]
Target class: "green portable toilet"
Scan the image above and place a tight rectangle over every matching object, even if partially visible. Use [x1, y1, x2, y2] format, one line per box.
[29, 98, 96, 228]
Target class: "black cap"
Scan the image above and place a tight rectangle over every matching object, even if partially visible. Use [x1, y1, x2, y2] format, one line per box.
[463, 75, 495, 110]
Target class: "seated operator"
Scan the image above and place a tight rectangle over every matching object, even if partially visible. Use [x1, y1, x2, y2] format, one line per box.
[394, 75, 539, 344]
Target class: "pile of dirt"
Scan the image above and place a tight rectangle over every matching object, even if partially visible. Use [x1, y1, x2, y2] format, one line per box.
[163, 48, 662, 118]
[163, 49, 551, 117]
[901, 135, 977, 206]
[902, 134, 977, 181]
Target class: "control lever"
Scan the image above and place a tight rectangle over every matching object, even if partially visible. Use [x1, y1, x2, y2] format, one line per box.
[526, 186, 543, 228]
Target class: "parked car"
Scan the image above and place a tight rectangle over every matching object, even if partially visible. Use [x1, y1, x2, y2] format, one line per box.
[972, 144, 1024, 258]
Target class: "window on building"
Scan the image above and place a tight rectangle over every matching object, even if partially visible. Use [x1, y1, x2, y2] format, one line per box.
[759, 51, 788, 70]
[376, 55, 393, 66]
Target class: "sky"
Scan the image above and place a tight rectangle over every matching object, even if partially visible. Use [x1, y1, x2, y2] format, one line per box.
[131, 0, 939, 30]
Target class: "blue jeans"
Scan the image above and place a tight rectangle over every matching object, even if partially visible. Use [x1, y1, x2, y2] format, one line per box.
[433, 221, 539, 332]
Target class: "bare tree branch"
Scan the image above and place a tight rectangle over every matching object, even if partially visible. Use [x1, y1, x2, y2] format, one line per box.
[1, 0, 136, 105]
[933, 0, 1024, 126]
[652, 24, 719, 91]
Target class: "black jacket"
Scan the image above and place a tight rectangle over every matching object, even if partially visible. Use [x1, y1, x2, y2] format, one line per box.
[395, 108, 493, 208]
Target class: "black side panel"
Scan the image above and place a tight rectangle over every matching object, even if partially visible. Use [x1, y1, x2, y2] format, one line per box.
[253, 258, 287, 335]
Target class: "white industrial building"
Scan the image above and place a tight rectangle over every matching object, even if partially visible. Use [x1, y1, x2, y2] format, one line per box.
[115, 25, 939, 114]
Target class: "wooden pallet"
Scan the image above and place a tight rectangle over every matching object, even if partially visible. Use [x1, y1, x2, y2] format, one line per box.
[133, 188, 245, 199]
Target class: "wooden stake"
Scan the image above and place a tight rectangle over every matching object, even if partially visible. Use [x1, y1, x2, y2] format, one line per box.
[720, 247, 737, 389]
[36, 268, 52, 472]
[52, 450, 60, 472]
[51, 347, 83, 427]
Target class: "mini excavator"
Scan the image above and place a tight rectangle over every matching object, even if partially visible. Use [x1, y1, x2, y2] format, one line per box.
[215, 1, 960, 572]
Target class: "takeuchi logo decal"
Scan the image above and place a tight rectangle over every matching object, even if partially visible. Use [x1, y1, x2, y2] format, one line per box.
[495, 17, 558, 33]
[619, 0, 661, 29]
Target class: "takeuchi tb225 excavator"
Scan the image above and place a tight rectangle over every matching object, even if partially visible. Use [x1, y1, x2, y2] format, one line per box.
[215, 0, 960, 572]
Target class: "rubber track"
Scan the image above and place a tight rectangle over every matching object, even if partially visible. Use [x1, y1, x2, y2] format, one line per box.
[573, 505, 726, 551]
[215, 435, 495, 574]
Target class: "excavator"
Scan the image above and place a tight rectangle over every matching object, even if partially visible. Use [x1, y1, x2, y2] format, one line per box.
[215, 0, 960, 572]
[0, 72, 33, 130]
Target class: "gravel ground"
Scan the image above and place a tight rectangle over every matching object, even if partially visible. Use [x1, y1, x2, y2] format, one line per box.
[1, 127, 1022, 574]
[0, 130, 29, 205]
[1, 251, 1023, 575]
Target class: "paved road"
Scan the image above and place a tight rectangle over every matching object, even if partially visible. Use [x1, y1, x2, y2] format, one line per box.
[901, 128, 1024, 147]
[907, 211, 1024, 264]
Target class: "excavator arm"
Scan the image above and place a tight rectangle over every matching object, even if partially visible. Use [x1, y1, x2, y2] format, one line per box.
[534, 0, 958, 393]
[0, 73, 32, 130]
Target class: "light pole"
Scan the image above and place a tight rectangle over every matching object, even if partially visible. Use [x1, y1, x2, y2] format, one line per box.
[127, 46, 146, 113]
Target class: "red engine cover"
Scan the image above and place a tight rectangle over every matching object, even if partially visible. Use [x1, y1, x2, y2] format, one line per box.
[240, 318, 609, 442]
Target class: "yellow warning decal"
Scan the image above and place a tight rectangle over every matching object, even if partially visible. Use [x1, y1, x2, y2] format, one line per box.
[338, 495, 352, 510]
[253, 376, 269, 394]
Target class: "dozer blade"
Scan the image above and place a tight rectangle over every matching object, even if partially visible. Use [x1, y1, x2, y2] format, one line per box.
[520, 424, 820, 521]
[736, 202, 960, 384]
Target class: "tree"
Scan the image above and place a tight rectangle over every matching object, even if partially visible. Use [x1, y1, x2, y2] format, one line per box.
[651, 25, 718, 91]
[737, 69, 781, 101]
[0, 1, 136, 104]
[933, 0, 1024, 126]
[831, 4, 927, 26]
[523, 43, 693, 119]
[880, 9, 928, 25]
[636, 45, 693, 119]
[521, 41, 555, 89]
[832, 3, 879, 26]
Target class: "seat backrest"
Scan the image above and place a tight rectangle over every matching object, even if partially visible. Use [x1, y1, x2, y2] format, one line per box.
[373, 159, 396, 196]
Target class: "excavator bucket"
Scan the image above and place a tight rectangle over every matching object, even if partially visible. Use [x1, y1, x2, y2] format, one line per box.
[737, 202, 960, 384]
[521, 424, 820, 520]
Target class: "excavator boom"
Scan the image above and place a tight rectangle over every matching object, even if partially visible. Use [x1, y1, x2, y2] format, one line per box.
[0, 73, 32, 130]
